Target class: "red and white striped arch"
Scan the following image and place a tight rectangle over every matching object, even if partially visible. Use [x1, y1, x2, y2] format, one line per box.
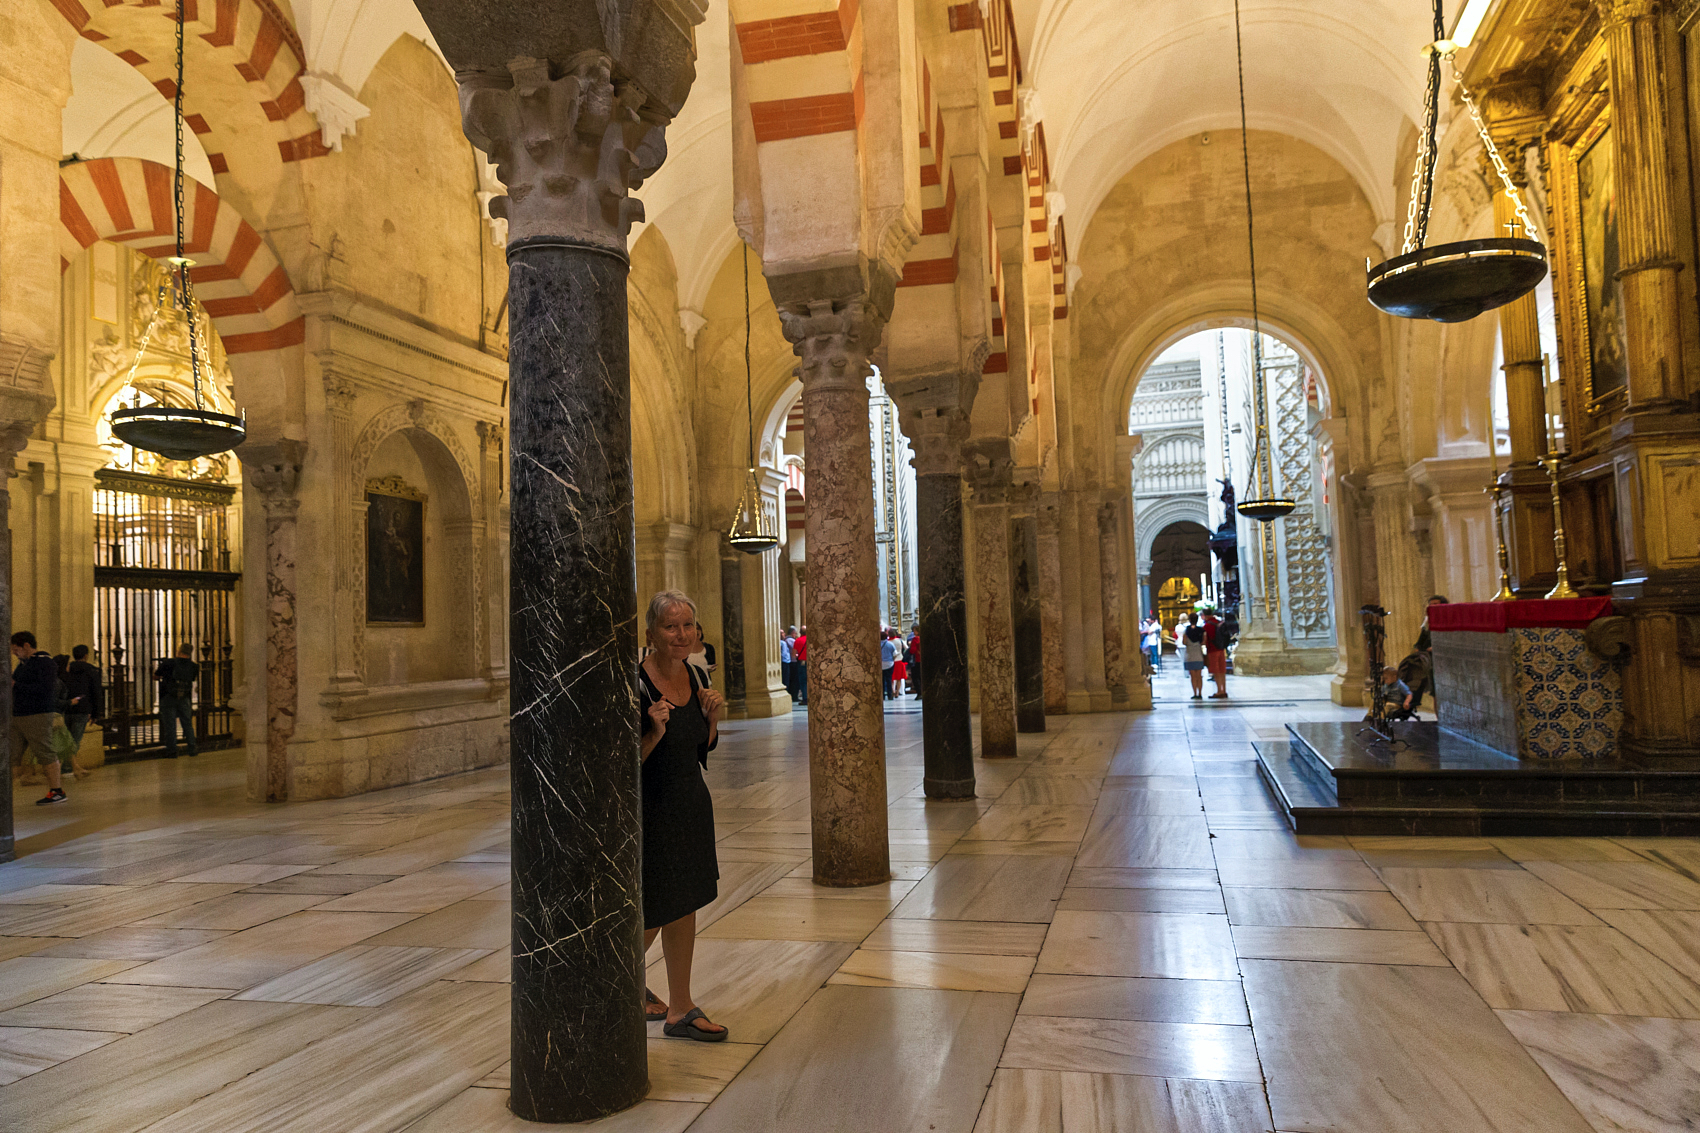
[50, 0, 328, 171]
[731, 0, 866, 144]
[897, 59, 956, 291]
[60, 157, 304, 355]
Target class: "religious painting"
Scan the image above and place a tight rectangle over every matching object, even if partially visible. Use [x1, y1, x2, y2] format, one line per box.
[366, 477, 425, 624]
[1576, 125, 1628, 406]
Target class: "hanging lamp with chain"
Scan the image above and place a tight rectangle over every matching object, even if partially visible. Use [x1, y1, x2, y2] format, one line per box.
[726, 243, 781, 554]
[1366, 0, 1547, 322]
[1228, 0, 1296, 525]
[109, 0, 246, 462]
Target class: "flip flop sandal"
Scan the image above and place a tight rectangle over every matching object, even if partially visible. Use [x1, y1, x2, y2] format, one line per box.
[645, 988, 668, 1021]
[662, 1007, 727, 1042]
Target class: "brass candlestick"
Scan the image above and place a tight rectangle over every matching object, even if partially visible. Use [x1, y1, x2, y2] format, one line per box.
[1485, 479, 1516, 602]
[1540, 450, 1580, 599]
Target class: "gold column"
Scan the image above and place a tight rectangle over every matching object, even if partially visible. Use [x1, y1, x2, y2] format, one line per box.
[1599, 0, 1685, 409]
[1494, 190, 1548, 463]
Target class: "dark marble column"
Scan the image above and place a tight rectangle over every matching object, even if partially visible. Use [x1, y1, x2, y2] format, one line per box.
[1010, 485, 1045, 733]
[965, 439, 1017, 758]
[407, 15, 703, 1118]
[911, 423, 974, 799]
[719, 541, 746, 712]
[779, 297, 892, 886]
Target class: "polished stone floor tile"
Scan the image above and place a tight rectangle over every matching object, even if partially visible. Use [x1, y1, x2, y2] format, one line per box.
[945, 839, 1080, 858]
[1490, 838, 1647, 863]
[1522, 860, 1700, 910]
[363, 898, 508, 949]
[1066, 867, 1220, 891]
[962, 805, 1095, 843]
[121, 979, 507, 1132]
[999, 777, 1103, 806]
[697, 896, 891, 942]
[0, 999, 366, 1132]
[169, 863, 317, 885]
[1596, 909, 1700, 982]
[1215, 858, 1386, 891]
[108, 910, 416, 989]
[1224, 887, 1420, 930]
[892, 855, 1072, 923]
[759, 876, 915, 902]
[0, 936, 56, 961]
[1017, 975, 1249, 1025]
[28, 925, 232, 960]
[1076, 814, 1215, 870]
[0, 982, 229, 1031]
[688, 985, 1018, 1133]
[241, 874, 398, 896]
[692, 862, 797, 931]
[972, 1068, 1272, 1133]
[646, 1037, 762, 1102]
[1000, 1015, 1261, 1081]
[1036, 912, 1239, 980]
[645, 938, 854, 1043]
[407, 1086, 704, 1132]
[234, 944, 489, 1006]
[830, 948, 1034, 992]
[1206, 830, 1358, 861]
[0, 882, 134, 904]
[1232, 925, 1451, 965]
[1241, 958, 1596, 1133]
[1426, 921, 1700, 1017]
[0, 955, 140, 1011]
[311, 861, 507, 913]
[1380, 868, 1601, 924]
[1356, 848, 1522, 870]
[1497, 1009, 1700, 1133]
[1055, 886, 1225, 914]
[1088, 790, 1207, 817]
[863, 918, 1050, 957]
[0, 1025, 125, 1085]
[136, 891, 332, 930]
[0, 881, 242, 938]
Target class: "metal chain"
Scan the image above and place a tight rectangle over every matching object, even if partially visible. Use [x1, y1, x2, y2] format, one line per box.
[1448, 55, 1539, 240]
[174, 0, 205, 410]
[1402, 0, 1445, 255]
[743, 242, 755, 469]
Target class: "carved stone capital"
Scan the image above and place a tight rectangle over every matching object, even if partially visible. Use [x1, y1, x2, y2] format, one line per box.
[242, 440, 309, 509]
[476, 420, 507, 453]
[1596, 0, 1660, 28]
[0, 334, 58, 431]
[779, 298, 884, 394]
[322, 372, 357, 416]
[903, 406, 970, 477]
[962, 437, 1014, 504]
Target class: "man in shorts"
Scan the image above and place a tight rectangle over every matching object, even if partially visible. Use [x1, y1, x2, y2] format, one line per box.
[11, 631, 66, 804]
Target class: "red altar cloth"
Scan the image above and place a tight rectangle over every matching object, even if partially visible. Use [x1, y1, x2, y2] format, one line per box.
[1428, 597, 1614, 633]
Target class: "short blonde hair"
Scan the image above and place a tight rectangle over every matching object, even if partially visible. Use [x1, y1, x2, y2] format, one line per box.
[645, 590, 698, 637]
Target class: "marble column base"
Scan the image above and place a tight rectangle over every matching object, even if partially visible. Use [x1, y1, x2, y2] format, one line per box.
[506, 236, 647, 1121]
[916, 472, 975, 798]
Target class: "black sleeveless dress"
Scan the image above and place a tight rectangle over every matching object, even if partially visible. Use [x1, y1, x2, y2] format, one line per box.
[637, 664, 719, 930]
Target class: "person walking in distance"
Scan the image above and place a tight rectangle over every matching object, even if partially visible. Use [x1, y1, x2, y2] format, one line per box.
[63, 645, 104, 778]
[880, 629, 898, 700]
[1182, 619, 1207, 700]
[155, 644, 200, 758]
[1203, 608, 1229, 699]
[795, 626, 808, 706]
[11, 632, 66, 804]
[780, 627, 796, 702]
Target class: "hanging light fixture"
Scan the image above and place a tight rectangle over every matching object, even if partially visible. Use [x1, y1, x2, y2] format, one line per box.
[1228, 0, 1295, 525]
[1366, 0, 1547, 323]
[726, 243, 780, 554]
[109, 0, 246, 462]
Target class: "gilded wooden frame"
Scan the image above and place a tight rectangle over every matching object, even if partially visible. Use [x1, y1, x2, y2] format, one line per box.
[1548, 92, 1628, 419]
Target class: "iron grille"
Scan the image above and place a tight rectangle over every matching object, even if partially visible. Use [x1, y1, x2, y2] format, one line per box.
[93, 469, 239, 758]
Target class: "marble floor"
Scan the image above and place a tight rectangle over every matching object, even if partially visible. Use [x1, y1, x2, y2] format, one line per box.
[4, 669, 1699, 1131]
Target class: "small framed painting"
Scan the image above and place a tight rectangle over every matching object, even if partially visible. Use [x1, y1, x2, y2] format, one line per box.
[366, 476, 426, 625]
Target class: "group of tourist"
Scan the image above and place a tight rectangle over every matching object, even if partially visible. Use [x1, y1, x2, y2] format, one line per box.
[9, 633, 205, 807]
[779, 626, 807, 704]
[1174, 608, 1236, 700]
[880, 628, 918, 700]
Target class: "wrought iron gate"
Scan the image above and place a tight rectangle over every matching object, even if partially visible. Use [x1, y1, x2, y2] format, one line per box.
[93, 469, 239, 758]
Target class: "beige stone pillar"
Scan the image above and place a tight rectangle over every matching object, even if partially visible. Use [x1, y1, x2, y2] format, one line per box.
[321, 373, 363, 695]
[778, 298, 891, 886]
[1097, 499, 1128, 706]
[1366, 469, 1425, 662]
[1599, 0, 1686, 410]
[1037, 492, 1068, 714]
[965, 438, 1017, 756]
[475, 421, 507, 682]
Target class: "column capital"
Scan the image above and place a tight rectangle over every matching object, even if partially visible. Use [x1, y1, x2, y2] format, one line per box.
[0, 334, 58, 432]
[779, 297, 884, 394]
[1595, 0, 1659, 28]
[322, 372, 357, 416]
[417, 0, 708, 252]
[963, 437, 1014, 503]
[242, 440, 308, 511]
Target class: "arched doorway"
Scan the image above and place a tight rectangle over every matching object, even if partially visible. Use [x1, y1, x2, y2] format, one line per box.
[1148, 521, 1211, 638]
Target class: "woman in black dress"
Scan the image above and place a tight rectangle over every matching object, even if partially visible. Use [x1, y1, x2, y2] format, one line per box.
[638, 590, 728, 1041]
